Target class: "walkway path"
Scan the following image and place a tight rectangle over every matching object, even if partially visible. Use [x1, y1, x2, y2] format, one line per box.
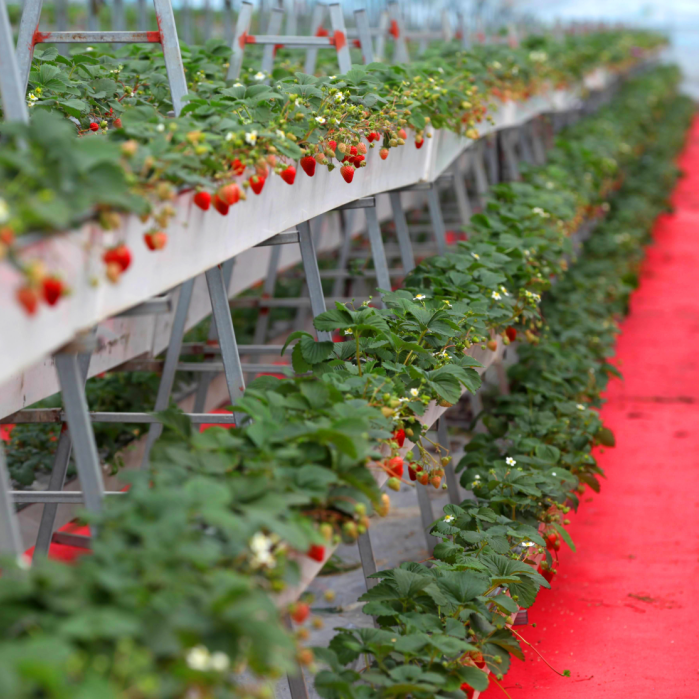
[482, 119, 699, 698]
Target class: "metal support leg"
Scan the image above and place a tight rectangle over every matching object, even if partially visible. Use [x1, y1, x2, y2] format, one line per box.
[389, 191, 416, 273]
[451, 156, 473, 228]
[34, 352, 91, 556]
[531, 119, 547, 165]
[332, 211, 352, 299]
[501, 130, 520, 182]
[252, 245, 282, 348]
[0, 445, 22, 557]
[54, 352, 105, 516]
[519, 124, 534, 165]
[357, 531, 378, 588]
[416, 475, 436, 554]
[193, 259, 235, 412]
[485, 134, 499, 185]
[438, 418, 461, 505]
[472, 142, 489, 209]
[426, 186, 448, 256]
[287, 665, 310, 699]
[0, 0, 28, 123]
[298, 219, 332, 342]
[365, 206, 392, 297]
[140, 279, 195, 469]
[204, 265, 246, 408]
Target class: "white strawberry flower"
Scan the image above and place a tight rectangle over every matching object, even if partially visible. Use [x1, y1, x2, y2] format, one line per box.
[344, 329, 353, 335]
[186, 646, 211, 671]
[500, 286, 509, 296]
[233, 82, 243, 87]
[505, 457, 516, 466]
[474, 474, 481, 479]
[576, 404, 586, 410]
[276, 129, 286, 139]
[551, 471, 557, 476]
[521, 540, 536, 547]
[156, 123, 165, 132]
[249, 532, 275, 568]
[315, 116, 326, 124]
[254, 71, 266, 81]
[410, 388, 420, 398]
[295, 99, 303, 107]
[444, 514, 455, 523]
[443, 300, 452, 308]
[414, 294, 426, 300]
[492, 291, 501, 301]
[334, 92, 344, 102]
[245, 130, 258, 145]
[209, 651, 230, 672]
[532, 207, 550, 218]
[28, 93, 38, 102]
[225, 132, 235, 142]
[471, 252, 480, 260]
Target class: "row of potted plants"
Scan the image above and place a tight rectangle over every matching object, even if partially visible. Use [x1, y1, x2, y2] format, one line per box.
[0, 29, 664, 309]
[0, 65, 690, 697]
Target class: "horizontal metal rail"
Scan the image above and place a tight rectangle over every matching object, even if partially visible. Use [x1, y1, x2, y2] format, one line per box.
[11, 491, 126, 504]
[33, 30, 162, 43]
[0, 410, 236, 424]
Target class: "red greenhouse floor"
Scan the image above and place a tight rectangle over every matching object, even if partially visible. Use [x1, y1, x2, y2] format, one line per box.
[482, 118, 699, 698]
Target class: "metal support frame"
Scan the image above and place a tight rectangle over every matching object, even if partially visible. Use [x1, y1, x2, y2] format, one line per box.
[34, 352, 91, 555]
[0, 0, 29, 124]
[54, 350, 105, 516]
[451, 155, 473, 227]
[15, 0, 188, 115]
[193, 259, 235, 413]
[389, 191, 416, 273]
[227, 1, 351, 81]
[426, 186, 448, 256]
[354, 9, 374, 65]
[0, 445, 22, 557]
[387, 2, 409, 63]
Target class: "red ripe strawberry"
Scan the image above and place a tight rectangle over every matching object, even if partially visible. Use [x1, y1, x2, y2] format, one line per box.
[398, 128, 407, 139]
[113, 118, 122, 128]
[386, 457, 403, 479]
[280, 166, 296, 185]
[103, 244, 131, 273]
[506, 326, 517, 342]
[349, 146, 357, 156]
[340, 165, 355, 183]
[220, 183, 241, 206]
[460, 683, 476, 698]
[307, 544, 325, 563]
[538, 563, 556, 584]
[212, 194, 230, 216]
[42, 276, 64, 306]
[231, 158, 245, 176]
[415, 135, 424, 149]
[545, 532, 561, 551]
[193, 191, 211, 211]
[471, 652, 487, 669]
[393, 428, 406, 448]
[249, 175, 265, 195]
[16, 286, 39, 315]
[408, 464, 417, 481]
[328, 139, 337, 152]
[352, 155, 365, 167]
[0, 227, 15, 246]
[89, 122, 99, 132]
[144, 231, 167, 251]
[290, 602, 310, 624]
[357, 143, 367, 155]
[379, 148, 389, 160]
[300, 155, 316, 177]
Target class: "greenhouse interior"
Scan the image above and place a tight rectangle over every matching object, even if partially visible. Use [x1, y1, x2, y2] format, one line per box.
[0, 0, 696, 697]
